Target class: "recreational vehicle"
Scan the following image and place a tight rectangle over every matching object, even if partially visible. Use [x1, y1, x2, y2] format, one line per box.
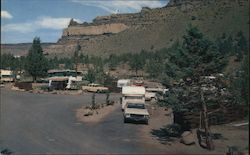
[121, 86, 145, 110]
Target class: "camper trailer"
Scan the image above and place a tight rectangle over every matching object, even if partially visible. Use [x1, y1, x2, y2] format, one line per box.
[47, 70, 83, 90]
[48, 69, 83, 81]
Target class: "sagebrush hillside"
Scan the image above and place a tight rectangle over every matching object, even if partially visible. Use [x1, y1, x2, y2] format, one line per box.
[1, 0, 249, 57]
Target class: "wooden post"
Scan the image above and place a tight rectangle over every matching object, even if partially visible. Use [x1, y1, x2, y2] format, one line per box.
[92, 92, 96, 109]
[201, 90, 214, 150]
[106, 92, 110, 104]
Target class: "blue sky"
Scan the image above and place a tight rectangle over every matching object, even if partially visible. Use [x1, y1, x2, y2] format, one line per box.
[1, 0, 168, 44]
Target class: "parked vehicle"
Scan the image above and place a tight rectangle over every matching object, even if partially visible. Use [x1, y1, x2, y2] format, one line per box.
[121, 86, 145, 110]
[117, 79, 131, 88]
[123, 102, 149, 124]
[146, 87, 169, 95]
[0, 69, 14, 82]
[82, 83, 109, 93]
[48, 69, 83, 81]
[47, 69, 84, 90]
[145, 91, 157, 102]
[0, 82, 5, 88]
[48, 77, 68, 90]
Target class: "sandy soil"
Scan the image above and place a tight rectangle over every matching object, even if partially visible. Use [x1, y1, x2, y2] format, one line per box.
[139, 104, 249, 154]
[76, 103, 120, 124]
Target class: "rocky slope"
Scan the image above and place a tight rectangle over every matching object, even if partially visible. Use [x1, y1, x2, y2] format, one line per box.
[1, 43, 55, 56]
[1, 0, 249, 57]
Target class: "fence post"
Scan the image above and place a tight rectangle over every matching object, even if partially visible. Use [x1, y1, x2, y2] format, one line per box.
[92, 92, 96, 109]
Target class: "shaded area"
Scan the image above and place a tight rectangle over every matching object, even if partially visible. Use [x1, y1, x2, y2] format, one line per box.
[150, 124, 182, 145]
[1, 149, 12, 155]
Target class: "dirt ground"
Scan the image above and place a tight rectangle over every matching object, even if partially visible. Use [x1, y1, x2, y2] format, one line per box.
[139, 104, 249, 154]
[76, 102, 120, 124]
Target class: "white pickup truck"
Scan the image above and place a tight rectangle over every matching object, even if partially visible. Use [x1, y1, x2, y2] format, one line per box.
[123, 102, 150, 124]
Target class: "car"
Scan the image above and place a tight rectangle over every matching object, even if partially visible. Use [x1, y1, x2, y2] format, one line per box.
[82, 83, 109, 93]
[123, 102, 150, 124]
[145, 91, 157, 102]
[0, 83, 5, 88]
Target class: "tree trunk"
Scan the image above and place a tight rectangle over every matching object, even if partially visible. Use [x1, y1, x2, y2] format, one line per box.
[201, 91, 214, 150]
[106, 93, 110, 104]
[33, 76, 37, 83]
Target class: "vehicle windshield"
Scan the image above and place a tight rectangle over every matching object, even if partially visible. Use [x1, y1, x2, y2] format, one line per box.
[127, 103, 145, 109]
[125, 96, 143, 100]
[1, 75, 14, 78]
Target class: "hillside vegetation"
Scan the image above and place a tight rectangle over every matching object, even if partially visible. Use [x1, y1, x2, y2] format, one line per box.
[1, 0, 249, 57]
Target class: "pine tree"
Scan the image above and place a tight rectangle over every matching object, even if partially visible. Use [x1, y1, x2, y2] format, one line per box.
[25, 37, 48, 82]
[129, 53, 144, 76]
[74, 43, 81, 72]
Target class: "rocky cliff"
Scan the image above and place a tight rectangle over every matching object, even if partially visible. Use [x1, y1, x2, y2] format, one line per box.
[62, 23, 129, 37]
[1, 0, 249, 57]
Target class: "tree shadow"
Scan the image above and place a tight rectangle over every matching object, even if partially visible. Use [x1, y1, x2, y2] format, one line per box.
[150, 124, 182, 145]
[1, 149, 12, 155]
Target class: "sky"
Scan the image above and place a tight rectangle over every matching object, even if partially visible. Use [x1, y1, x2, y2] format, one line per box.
[1, 0, 168, 44]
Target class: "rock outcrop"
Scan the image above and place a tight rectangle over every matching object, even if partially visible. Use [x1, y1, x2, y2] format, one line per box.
[62, 23, 129, 36]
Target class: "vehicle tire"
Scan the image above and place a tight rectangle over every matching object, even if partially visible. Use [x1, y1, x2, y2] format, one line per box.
[97, 90, 100, 93]
[124, 118, 127, 123]
[145, 120, 149, 125]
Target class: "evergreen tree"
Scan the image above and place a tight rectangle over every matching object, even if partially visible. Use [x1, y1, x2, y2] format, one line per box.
[108, 54, 119, 70]
[231, 57, 249, 105]
[74, 43, 81, 72]
[84, 68, 96, 83]
[171, 25, 225, 77]
[146, 59, 164, 78]
[129, 53, 144, 76]
[25, 37, 48, 82]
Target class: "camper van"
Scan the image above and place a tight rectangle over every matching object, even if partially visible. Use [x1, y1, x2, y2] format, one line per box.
[121, 86, 146, 110]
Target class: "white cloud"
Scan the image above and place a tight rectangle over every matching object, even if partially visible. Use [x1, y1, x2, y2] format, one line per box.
[2, 17, 82, 33]
[72, 0, 167, 14]
[36, 17, 76, 29]
[2, 23, 34, 33]
[1, 10, 13, 19]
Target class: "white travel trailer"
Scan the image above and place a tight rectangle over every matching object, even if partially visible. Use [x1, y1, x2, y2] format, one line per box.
[121, 86, 146, 110]
[117, 79, 131, 88]
[48, 76, 79, 90]
[48, 69, 83, 81]
[47, 70, 83, 90]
